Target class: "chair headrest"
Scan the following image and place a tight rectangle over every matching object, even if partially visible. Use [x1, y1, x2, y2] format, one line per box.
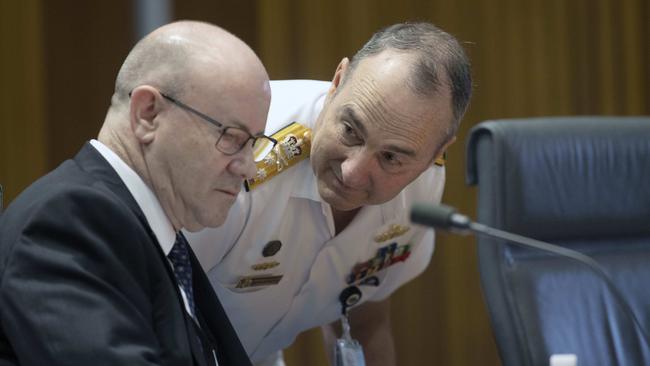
[466, 116, 650, 239]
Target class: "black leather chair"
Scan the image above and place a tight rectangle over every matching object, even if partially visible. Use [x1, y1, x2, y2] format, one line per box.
[466, 117, 650, 366]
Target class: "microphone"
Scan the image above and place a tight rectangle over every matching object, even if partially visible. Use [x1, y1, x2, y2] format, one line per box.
[410, 203, 471, 232]
[410, 203, 650, 347]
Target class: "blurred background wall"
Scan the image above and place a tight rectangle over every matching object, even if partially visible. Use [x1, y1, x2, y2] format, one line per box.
[1, 0, 648, 365]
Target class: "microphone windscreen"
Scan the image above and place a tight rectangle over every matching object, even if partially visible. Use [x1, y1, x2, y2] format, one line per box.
[410, 203, 457, 229]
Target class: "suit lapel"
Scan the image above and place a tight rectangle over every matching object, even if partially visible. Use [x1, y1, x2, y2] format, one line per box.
[189, 247, 252, 366]
[77, 143, 251, 365]
[152, 233, 210, 366]
[74, 143, 210, 366]
[74, 143, 145, 224]
[186, 312, 210, 366]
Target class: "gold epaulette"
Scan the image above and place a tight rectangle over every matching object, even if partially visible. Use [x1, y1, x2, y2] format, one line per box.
[434, 152, 446, 167]
[245, 122, 312, 191]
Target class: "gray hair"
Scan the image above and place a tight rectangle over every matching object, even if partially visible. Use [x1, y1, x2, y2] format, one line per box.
[349, 22, 472, 137]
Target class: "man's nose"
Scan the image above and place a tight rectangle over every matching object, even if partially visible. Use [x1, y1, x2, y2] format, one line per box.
[229, 146, 258, 180]
[340, 150, 374, 189]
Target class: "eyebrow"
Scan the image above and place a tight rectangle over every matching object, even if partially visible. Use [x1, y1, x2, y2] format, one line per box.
[341, 105, 416, 158]
[385, 144, 416, 157]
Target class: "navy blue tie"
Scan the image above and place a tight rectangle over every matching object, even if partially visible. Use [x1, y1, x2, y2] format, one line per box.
[168, 233, 196, 318]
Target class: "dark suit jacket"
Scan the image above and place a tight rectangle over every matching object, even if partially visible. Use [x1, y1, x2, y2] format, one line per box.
[0, 143, 251, 366]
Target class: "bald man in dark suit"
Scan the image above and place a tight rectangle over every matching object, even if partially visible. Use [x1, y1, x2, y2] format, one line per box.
[0, 20, 274, 366]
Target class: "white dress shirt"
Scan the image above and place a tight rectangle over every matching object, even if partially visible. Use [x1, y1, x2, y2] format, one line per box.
[90, 139, 194, 317]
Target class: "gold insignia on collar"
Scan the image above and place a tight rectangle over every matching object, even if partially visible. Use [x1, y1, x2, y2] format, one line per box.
[245, 122, 312, 191]
[374, 224, 411, 243]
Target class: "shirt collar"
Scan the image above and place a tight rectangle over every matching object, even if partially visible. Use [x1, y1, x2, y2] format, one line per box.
[90, 139, 177, 255]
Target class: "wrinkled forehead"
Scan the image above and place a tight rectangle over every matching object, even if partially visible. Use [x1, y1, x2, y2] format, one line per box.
[342, 52, 449, 113]
[337, 63, 453, 151]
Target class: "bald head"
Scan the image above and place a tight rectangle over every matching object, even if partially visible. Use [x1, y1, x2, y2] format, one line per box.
[112, 20, 267, 108]
[99, 20, 271, 231]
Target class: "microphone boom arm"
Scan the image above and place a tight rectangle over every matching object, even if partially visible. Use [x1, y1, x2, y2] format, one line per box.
[410, 203, 650, 348]
[470, 222, 650, 349]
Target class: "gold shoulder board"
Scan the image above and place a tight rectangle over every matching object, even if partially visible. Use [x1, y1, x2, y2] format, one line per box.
[245, 122, 312, 191]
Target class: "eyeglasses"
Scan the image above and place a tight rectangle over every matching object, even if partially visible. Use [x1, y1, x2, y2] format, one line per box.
[158, 92, 276, 162]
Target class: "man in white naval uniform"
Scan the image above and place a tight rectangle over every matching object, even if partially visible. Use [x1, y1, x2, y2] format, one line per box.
[187, 22, 472, 365]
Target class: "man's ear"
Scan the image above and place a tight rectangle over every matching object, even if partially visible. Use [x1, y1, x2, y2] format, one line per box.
[129, 86, 163, 145]
[326, 57, 350, 98]
[431, 136, 457, 167]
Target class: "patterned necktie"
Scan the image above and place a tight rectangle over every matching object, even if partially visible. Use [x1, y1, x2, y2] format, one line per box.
[168, 232, 196, 318]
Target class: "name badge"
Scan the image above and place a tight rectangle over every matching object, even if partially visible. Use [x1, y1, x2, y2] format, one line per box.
[334, 315, 366, 366]
[335, 286, 366, 366]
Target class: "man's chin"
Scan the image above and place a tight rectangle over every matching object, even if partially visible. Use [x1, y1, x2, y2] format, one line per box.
[190, 213, 227, 232]
[320, 188, 361, 211]
[208, 215, 227, 228]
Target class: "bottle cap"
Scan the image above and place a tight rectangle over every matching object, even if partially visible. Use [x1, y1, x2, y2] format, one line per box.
[550, 353, 577, 366]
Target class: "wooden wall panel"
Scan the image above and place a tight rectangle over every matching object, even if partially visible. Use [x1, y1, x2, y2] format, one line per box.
[174, 0, 259, 50]
[258, 0, 294, 78]
[41, 1, 133, 170]
[0, 0, 46, 204]
[621, 0, 646, 113]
